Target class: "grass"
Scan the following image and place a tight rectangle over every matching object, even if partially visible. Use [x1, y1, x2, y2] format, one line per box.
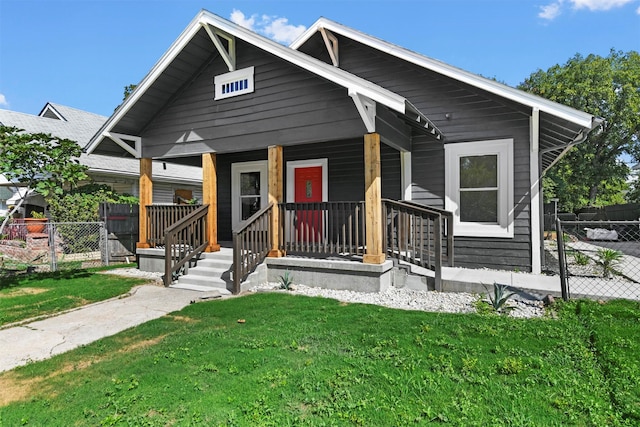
[0, 293, 638, 426]
[0, 266, 148, 327]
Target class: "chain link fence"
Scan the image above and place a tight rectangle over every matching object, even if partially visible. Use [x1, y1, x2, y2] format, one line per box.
[0, 221, 110, 274]
[551, 219, 640, 301]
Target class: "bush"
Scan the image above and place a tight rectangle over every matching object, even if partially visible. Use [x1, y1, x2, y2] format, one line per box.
[48, 184, 138, 223]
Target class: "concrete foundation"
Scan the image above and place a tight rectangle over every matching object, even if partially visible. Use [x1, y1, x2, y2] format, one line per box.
[137, 248, 165, 273]
[265, 257, 394, 293]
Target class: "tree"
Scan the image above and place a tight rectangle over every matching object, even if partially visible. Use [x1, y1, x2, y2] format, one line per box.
[519, 50, 640, 211]
[0, 126, 89, 234]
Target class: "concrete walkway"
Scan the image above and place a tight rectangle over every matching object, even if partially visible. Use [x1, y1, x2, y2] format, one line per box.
[0, 285, 223, 373]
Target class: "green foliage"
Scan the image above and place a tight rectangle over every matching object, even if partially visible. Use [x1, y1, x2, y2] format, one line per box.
[0, 126, 88, 199]
[573, 251, 590, 266]
[595, 248, 623, 278]
[47, 184, 138, 223]
[30, 210, 46, 219]
[483, 282, 517, 314]
[278, 270, 293, 290]
[520, 50, 640, 211]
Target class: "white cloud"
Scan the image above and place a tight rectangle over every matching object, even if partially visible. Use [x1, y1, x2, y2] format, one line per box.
[539, 0, 637, 20]
[637, 4, 640, 13]
[569, 0, 635, 10]
[539, 2, 563, 20]
[230, 9, 256, 31]
[0, 93, 7, 107]
[230, 10, 306, 45]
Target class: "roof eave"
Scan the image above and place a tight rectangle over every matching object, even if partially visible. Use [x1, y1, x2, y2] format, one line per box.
[292, 18, 601, 130]
[87, 11, 419, 154]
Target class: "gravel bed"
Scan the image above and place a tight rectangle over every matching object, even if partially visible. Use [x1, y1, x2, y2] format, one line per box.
[100, 268, 545, 318]
[251, 283, 545, 318]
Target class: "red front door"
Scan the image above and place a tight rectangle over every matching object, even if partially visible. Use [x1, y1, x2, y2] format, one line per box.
[295, 166, 323, 242]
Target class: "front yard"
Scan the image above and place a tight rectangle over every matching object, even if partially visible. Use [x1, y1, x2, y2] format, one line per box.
[0, 267, 148, 327]
[0, 291, 638, 426]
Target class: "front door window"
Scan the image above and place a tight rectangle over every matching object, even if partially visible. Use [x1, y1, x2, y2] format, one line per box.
[231, 161, 267, 229]
[240, 171, 261, 221]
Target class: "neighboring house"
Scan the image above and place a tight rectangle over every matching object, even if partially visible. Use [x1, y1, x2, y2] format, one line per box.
[0, 103, 203, 215]
[86, 10, 603, 277]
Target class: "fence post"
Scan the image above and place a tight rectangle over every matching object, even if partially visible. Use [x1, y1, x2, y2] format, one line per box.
[48, 222, 57, 272]
[555, 218, 569, 301]
[100, 222, 109, 266]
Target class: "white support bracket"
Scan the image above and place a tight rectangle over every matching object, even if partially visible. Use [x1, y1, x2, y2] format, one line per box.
[350, 92, 376, 133]
[103, 131, 142, 158]
[202, 23, 236, 72]
[320, 27, 339, 67]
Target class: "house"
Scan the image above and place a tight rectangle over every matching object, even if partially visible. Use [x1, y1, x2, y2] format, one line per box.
[86, 10, 603, 293]
[0, 103, 204, 216]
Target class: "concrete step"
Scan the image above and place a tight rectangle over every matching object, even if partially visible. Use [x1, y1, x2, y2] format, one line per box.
[173, 274, 232, 294]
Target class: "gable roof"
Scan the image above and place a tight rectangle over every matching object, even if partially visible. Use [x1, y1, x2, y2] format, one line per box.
[291, 17, 605, 171]
[0, 104, 202, 184]
[292, 17, 600, 130]
[86, 10, 441, 155]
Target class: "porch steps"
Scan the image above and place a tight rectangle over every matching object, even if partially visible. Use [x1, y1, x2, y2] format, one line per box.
[170, 248, 234, 294]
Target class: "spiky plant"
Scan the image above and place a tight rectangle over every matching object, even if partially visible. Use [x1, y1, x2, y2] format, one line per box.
[483, 282, 517, 314]
[279, 270, 294, 290]
[595, 248, 623, 279]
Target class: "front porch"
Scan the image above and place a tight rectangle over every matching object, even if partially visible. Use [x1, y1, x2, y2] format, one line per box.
[137, 196, 453, 294]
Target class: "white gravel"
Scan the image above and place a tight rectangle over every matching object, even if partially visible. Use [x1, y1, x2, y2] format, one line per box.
[103, 268, 545, 318]
[251, 283, 546, 318]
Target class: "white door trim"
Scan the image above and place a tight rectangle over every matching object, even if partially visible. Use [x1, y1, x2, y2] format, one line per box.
[231, 160, 268, 229]
[286, 159, 328, 203]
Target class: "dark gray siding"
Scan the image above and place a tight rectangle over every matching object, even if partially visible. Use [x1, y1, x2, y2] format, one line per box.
[216, 139, 402, 240]
[140, 40, 367, 159]
[326, 36, 533, 271]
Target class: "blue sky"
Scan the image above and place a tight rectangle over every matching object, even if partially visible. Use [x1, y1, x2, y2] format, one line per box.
[0, 0, 638, 118]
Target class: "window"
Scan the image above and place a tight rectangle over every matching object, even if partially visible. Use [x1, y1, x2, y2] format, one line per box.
[214, 66, 255, 100]
[231, 161, 267, 229]
[445, 139, 513, 238]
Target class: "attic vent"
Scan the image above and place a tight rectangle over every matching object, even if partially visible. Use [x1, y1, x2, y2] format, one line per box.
[214, 66, 255, 100]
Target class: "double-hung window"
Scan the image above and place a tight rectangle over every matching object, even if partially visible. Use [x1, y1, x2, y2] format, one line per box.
[445, 139, 514, 238]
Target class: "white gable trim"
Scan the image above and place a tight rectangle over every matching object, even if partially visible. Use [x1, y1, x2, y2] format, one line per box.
[292, 18, 600, 130]
[88, 11, 445, 153]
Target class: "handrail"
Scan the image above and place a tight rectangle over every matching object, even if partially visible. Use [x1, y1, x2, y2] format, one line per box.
[382, 199, 454, 291]
[232, 203, 273, 294]
[395, 199, 454, 266]
[163, 204, 209, 286]
[147, 204, 203, 247]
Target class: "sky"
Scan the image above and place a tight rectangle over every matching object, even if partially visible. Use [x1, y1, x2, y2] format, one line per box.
[0, 0, 638, 118]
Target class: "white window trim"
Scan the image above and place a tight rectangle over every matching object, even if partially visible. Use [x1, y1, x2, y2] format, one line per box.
[286, 159, 328, 203]
[231, 160, 268, 229]
[445, 139, 514, 238]
[214, 66, 255, 100]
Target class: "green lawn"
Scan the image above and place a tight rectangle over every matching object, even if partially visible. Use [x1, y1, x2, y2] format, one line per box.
[0, 267, 148, 327]
[1, 293, 638, 426]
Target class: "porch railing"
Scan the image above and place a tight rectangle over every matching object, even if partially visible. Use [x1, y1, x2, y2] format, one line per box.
[279, 201, 366, 256]
[232, 203, 272, 294]
[147, 204, 203, 247]
[382, 199, 454, 291]
[163, 204, 209, 286]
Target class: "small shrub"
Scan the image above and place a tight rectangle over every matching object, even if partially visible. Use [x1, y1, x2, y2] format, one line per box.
[595, 248, 623, 279]
[573, 251, 590, 266]
[483, 282, 516, 314]
[279, 271, 294, 290]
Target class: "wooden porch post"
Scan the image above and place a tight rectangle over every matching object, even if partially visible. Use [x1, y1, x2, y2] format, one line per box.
[268, 145, 285, 257]
[364, 133, 385, 264]
[203, 153, 220, 252]
[137, 158, 152, 248]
